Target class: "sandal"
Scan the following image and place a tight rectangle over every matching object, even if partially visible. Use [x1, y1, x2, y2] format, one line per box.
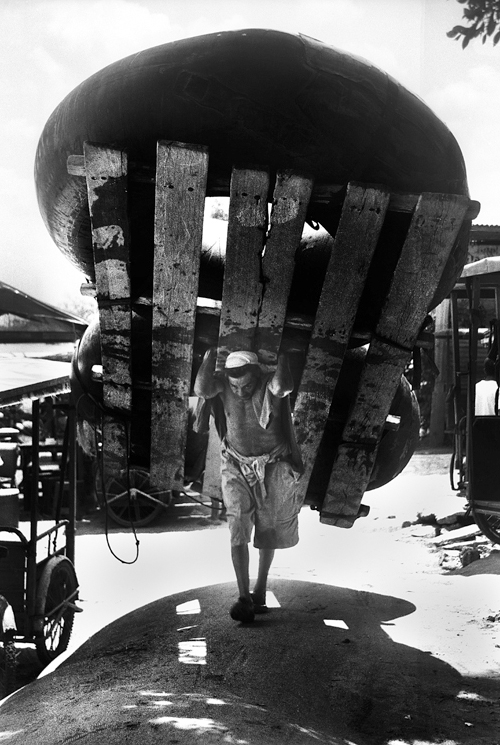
[250, 592, 269, 614]
[230, 597, 255, 623]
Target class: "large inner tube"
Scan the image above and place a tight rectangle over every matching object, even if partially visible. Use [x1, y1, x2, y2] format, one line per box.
[42, 29, 469, 497]
[35, 29, 470, 310]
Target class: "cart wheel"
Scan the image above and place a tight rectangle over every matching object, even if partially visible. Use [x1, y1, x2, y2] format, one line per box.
[473, 510, 500, 546]
[2, 631, 17, 696]
[104, 468, 170, 527]
[35, 556, 78, 665]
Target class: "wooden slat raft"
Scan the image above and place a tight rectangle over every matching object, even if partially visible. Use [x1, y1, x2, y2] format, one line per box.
[320, 192, 471, 527]
[83, 143, 132, 477]
[204, 169, 313, 506]
[71, 142, 475, 522]
[67, 156, 480, 222]
[292, 184, 390, 497]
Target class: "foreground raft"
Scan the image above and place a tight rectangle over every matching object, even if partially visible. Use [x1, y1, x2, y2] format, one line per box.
[35, 29, 479, 526]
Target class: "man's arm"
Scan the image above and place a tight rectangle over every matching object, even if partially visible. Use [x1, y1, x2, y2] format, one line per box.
[267, 353, 294, 398]
[194, 347, 225, 399]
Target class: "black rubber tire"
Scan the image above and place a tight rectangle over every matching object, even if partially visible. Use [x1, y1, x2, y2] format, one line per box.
[104, 468, 170, 527]
[473, 510, 500, 546]
[36, 29, 470, 310]
[2, 633, 17, 697]
[35, 557, 78, 665]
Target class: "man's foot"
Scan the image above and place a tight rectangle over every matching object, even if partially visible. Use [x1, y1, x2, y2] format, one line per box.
[250, 592, 269, 614]
[230, 597, 255, 623]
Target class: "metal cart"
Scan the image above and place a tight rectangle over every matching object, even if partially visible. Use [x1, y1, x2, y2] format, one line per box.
[450, 257, 500, 544]
[0, 359, 81, 695]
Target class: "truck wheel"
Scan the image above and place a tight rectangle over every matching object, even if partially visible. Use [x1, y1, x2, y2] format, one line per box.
[104, 468, 170, 527]
[473, 510, 500, 546]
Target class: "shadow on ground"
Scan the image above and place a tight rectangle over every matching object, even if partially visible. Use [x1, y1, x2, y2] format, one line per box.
[2, 579, 499, 744]
[73, 494, 225, 537]
[450, 549, 500, 577]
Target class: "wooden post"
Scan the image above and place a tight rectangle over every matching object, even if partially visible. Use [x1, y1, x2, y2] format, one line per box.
[466, 276, 480, 501]
[150, 141, 209, 491]
[66, 406, 77, 566]
[429, 299, 451, 446]
[201, 417, 223, 520]
[26, 398, 39, 620]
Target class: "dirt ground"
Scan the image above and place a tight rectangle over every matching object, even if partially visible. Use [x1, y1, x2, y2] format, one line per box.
[1, 447, 500, 744]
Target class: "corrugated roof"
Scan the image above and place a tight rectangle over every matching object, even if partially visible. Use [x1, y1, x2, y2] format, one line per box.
[0, 281, 86, 325]
[470, 225, 500, 243]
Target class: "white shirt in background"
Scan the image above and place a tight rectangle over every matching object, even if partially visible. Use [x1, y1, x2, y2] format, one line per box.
[475, 379, 499, 416]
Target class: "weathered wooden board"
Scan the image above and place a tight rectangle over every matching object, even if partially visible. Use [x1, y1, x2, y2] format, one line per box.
[293, 183, 391, 495]
[321, 192, 471, 527]
[216, 167, 269, 368]
[150, 141, 209, 490]
[200, 417, 223, 519]
[66, 155, 481, 223]
[83, 142, 132, 476]
[256, 172, 313, 365]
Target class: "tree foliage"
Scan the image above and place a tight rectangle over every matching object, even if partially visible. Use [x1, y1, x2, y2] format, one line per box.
[448, 0, 500, 47]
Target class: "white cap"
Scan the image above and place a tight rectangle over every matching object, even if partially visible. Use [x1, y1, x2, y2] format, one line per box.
[225, 351, 258, 369]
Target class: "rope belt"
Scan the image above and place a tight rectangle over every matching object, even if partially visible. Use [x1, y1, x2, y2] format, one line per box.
[222, 439, 289, 497]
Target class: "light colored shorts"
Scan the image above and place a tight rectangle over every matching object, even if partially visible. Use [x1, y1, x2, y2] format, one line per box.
[220, 450, 303, 549]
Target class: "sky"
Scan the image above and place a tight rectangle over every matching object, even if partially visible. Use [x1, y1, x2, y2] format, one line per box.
[1, 0, 499, 309]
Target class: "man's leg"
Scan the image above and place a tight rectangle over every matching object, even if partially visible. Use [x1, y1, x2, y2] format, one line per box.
[229, 543, 255, 622]
[220, 455, 256, 621]
[231, 543, 251, 601]
[253, 548, 275, 604]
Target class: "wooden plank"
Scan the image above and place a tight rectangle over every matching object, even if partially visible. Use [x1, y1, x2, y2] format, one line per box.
[67, 157, 481, 220]
[201, 418, 223, 519]
[321, 192, 471, 527]
[292, 183, 391, 495]
[256, 171, 313, 365]
[431, 524, 481, 545]
[150, 141, 209, 491]
[83, 142, 132, 477]
[216, 167, 269, 367]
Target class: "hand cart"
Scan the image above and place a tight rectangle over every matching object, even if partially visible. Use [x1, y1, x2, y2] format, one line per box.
[0, 360, 81, 696]
[450, 256, 500, 544]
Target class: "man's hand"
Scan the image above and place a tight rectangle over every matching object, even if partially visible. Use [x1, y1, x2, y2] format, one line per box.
[203, 347, 217, 361]
[194, 347, 223, 398]
[268, 353, 294, 397]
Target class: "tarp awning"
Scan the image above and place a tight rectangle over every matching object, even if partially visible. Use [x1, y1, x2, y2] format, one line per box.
[0, 281, 86, 325]
[0, 358, 71, 407]
[0, 342, 76, 360]
[461, 257, 500, 278]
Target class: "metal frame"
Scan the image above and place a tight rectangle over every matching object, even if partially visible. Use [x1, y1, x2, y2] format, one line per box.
[451, 259, 500, 535]
[0, 377, 78, 652]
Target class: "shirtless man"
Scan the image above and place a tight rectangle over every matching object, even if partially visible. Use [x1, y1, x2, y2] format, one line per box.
[194, 348, 303, 622]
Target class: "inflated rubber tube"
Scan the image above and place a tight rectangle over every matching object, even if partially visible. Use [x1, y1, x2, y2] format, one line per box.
[35, 29, 470, 308]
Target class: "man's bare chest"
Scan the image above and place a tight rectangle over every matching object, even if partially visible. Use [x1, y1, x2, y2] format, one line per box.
[222, 389, 284, 454]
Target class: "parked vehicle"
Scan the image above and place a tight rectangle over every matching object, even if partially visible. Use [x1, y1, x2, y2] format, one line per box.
[450, 257, 500, 544]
